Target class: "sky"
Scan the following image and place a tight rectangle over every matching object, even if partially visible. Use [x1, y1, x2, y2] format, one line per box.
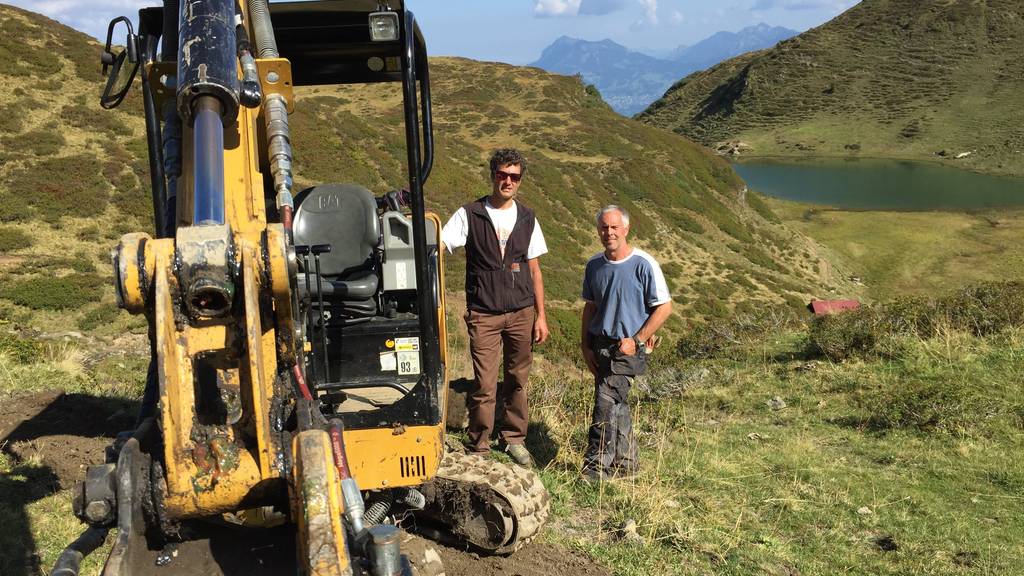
[8, 0, 857, 64]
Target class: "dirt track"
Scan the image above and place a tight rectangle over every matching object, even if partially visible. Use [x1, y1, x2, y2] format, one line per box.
[0, 390, 611, 576]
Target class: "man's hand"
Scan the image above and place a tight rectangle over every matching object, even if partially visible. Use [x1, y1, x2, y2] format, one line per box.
[618, 337, 637, 356]
[581, 345, 598, 376]
[533, 316, 550, 344]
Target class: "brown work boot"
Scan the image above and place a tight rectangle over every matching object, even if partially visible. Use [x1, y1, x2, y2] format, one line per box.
[504, 443, 535, 468]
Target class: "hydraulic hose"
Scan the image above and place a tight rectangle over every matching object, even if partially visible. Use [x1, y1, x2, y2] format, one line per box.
[161, 0, 181, 235]
[49, 527, 109, 576]
[329, 420, 366, 535]
[246, 0, 294, 229]
[247, 0, 278, 58]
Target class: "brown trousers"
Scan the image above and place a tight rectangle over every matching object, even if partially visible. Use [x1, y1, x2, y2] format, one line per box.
[464, 306, 535, 453]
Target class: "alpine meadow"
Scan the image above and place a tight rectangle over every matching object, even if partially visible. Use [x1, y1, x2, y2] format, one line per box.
[1, 2, 1023, 576]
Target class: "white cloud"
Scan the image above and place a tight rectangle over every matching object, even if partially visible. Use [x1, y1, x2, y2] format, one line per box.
[534, 0, 582, 17]
[638, 0, 658, 25]
[670, 10, 684, 25]
[628, 0, 658, 29]
[752, 0, 855, 10]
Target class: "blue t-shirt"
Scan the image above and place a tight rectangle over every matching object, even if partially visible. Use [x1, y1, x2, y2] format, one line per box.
[582, 248, 671, 339]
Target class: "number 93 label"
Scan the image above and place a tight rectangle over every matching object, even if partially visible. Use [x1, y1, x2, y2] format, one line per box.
[397, 351, 420, 375]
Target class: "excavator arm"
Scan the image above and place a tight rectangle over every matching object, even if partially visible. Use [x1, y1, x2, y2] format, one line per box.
[52, 3, 548, 576]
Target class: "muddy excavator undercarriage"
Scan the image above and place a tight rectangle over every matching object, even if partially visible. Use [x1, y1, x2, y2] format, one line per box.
[50, 2, 548, 575]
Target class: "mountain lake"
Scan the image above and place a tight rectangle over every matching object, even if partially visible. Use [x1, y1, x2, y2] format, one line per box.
[732, 158, 1024, 211]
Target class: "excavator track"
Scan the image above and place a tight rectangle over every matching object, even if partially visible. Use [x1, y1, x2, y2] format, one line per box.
[414, 452, 550, 555]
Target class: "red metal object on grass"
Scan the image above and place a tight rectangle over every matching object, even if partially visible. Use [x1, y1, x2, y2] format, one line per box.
[809, 299, 861, 315]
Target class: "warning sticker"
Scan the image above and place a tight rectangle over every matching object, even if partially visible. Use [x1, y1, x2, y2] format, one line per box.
[396, 262, 408, 290]
[395, 337, 419, 352]
[379, 351, 397, 372]
[397, 351, 420, 375]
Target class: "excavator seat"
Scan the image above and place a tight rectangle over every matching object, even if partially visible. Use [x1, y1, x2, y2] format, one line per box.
[293, 183, 381, 317]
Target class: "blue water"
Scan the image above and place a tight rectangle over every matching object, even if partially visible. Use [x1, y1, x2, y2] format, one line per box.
[732, 158, 1024, 211]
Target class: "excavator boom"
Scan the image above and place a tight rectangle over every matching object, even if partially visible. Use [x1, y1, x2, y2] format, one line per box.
[52, 2, 549, 575]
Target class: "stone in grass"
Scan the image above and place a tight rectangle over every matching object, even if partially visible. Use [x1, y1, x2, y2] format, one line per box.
[954, 551, 979, 567]
[872, 534, 898, 552]
[857, 506, 873, 515]
[618, 519, 644, 544]
[767, 396, 787, 411]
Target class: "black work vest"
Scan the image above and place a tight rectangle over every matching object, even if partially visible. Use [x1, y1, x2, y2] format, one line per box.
[464, 197, 536, 313]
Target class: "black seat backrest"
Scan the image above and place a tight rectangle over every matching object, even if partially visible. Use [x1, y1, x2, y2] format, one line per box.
[293, 184, 380, 277]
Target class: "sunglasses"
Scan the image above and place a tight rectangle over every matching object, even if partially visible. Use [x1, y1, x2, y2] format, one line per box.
[494, 170, 522, 183]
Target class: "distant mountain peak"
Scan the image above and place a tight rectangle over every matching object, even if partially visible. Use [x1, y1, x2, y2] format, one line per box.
[531, 25, 799, 116]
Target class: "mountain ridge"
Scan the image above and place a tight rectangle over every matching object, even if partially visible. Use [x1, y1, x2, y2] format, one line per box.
[531, 24, 797, 116]
[637, 0, 1024, 176]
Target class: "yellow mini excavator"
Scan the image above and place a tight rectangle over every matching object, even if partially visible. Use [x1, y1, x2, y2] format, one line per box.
[50, 2, 548, 575]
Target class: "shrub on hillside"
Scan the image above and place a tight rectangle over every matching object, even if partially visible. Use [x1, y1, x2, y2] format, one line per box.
[678, 307, 801, 359]
[855, 376, 989, 435]
[0, 227, 32, 251]
[808, 307, 884, 361]
[8, 155, 110, 224]
[0, 332, 41, 364]
[2, 129, 65, 156]
[0, 273, 106, 310]
[809, 281, 1024, 360]
[78, 303, 121, 331]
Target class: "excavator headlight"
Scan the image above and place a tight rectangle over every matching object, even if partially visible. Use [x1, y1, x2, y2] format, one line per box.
[369, 11, 399, 42]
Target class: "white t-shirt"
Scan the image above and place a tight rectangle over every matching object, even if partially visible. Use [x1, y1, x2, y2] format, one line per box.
[441, 201, 548, 259]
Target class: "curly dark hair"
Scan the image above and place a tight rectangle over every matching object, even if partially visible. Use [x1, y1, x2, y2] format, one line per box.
[489, 148, 527, 178]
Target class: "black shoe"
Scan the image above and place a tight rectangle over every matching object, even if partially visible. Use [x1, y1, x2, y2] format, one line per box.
[611, 466, 638, 480]
[581, 467, 611, 483]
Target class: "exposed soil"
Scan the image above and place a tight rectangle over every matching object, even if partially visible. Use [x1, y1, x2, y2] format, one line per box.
[402, 532, 612, 576]
[437, 540, 612, 576]
[1, 390, 611, 576]
[0, 389, 135, 486]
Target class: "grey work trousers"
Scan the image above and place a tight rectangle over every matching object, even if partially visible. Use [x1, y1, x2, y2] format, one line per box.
[583, 337, 646, 474]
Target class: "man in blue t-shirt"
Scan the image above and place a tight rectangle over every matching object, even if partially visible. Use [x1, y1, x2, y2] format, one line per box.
[580, 205, 672, 481]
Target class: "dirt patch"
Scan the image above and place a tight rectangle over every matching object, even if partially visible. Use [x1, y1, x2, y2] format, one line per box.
[437, 541, 611, 576]
[0, 389, 135, 486]
[0, 391, 606, 576]
[402, 532, 611, 576]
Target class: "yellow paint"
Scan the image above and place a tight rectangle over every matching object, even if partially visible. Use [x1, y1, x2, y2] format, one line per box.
[345, 425, 444, 489]
[113, 232, 154, 313]
[293, 430, 350, 575]
[256, 58, 296, 113]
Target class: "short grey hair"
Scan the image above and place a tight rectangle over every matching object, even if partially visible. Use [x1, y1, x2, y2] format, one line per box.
[596, 205, 630, 227]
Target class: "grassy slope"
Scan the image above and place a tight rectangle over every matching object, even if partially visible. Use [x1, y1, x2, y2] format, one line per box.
[637, 0, 1024, 176]
[287, 57, 847, 328]
[767, 198, 1024, 301]
[4, 4, 1022, 576]
[529, 325, 1024, 575]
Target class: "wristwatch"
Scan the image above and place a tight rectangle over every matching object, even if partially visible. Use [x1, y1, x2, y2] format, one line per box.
[633, 336, 645, 352]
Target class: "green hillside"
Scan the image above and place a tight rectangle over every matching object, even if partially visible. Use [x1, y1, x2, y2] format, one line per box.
[0, 3, 853, 351]
[4, 6, 1024, 576]
[638, 0, 1024, 176]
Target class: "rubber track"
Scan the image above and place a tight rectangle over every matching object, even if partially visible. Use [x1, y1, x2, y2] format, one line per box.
[435, 452, 550, 554]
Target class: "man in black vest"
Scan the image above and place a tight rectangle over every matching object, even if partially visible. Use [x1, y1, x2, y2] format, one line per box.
[441, 148, 549, 467]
